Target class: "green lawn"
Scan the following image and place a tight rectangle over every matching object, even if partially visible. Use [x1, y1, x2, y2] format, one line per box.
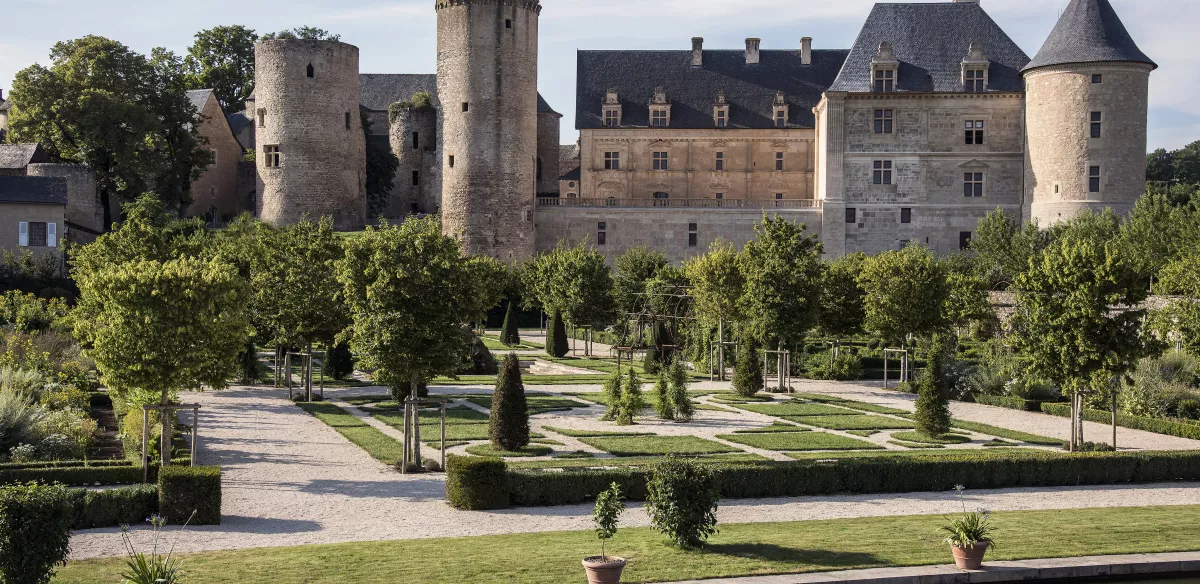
[464, 444, 554, 458]
[785, 415, 915, 431]
[541, 426, 652, 438]
[790, 394, 910, 415]
[463, 395, 591, 415]
[948, 420, 1062, 446]
[889, 440, 945, 449]
[372, 408, 491, 442]
[55, 506, 1200, 584]
[891, 432, 971, 445]
[718, 431, 883, 451]
[507, 453, 769, 469]
[785, 447, 1039, 460]
[296, 403, 405, 465]
[432, 374, 610, 386]
[734, 402, 860, 417]
[579, 435, 740, 457]
[480, 335, 543, 351]
[732, 423, 808, 434]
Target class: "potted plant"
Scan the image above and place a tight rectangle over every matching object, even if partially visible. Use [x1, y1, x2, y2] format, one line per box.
[941, 485, 996, 570]
[583, 482, 627, 584]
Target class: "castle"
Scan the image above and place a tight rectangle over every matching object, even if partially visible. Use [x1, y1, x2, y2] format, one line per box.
[239, 0, 1155, 263]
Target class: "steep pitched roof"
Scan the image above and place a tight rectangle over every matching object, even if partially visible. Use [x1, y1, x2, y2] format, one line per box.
[559, 145, 580, 181]
[186, 89, 212, 112]
[359, 74, 439, 111]
[0, 144, 49, 170]
[228, 111, 252, 136]
[829, 2, 1030, 93]
[0, 98, 10, 112]
[1024, 0, 1155, 72]
[0, 175, 67, 205]
[576, 48, 849, 130]
[538, 94, 560, 116]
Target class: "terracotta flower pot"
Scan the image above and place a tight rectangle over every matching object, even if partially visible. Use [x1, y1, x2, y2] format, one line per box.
[951, 542, 990, 570]
[583, 556, 627, 584]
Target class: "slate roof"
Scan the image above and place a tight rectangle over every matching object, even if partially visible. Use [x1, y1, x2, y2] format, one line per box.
[0, 175, 67, 205]
[0, 98, 10, 112]
[577, 48, 849, 130]
[828, 2, 1030, 93]
[0, 144, 49, 170]
[559, 145, 580, 181]
[538, 94, 560, 116]
[358, 74, 439, 111]
[186, 89, 212, 112]
[228, 111, 252, 136]
[1024, 0, 1156, 72]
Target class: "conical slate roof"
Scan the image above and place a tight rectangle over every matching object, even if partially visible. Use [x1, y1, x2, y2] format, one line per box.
[1024, 0, 1156, 72]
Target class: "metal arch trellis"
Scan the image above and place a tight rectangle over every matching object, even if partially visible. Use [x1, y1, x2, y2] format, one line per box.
[611, 285, 698, 374]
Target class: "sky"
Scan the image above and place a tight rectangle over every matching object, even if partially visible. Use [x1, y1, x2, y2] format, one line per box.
[2, 0, 1196, 151]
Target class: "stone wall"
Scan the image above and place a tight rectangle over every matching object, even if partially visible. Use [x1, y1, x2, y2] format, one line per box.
[437, 0, 541, 262]
[387, 105, 441, 219]
[0, 202, 65, 257]
[1025, 62, 1151, 226]
[536, 111, 561, 195]
[536, 206, 823, 264]
[187, 92, 244, 224]
[254, 39, 366, 230]
[25, 163, 101, 238]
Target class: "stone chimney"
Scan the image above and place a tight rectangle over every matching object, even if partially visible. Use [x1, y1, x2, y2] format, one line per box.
[801, 37, 812, 65]
[692, 37, 704, 67]
[745, 38, 761, 65]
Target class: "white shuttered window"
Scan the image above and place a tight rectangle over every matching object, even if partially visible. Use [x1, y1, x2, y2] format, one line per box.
[18, 222, 28, 247]
[47, 223, 57, 248]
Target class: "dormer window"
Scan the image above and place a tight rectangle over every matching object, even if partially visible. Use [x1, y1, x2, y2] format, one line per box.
[772, 91, 789, 129]
[602, 88, 622, 128]
[713, 89, 730, 128]
[962, 41, 990, 93]
[871, 42, 898, 93]
[649, 86, 671, 128]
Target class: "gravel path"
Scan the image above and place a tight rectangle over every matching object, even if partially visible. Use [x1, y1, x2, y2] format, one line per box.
[70, 384, 1200, 560]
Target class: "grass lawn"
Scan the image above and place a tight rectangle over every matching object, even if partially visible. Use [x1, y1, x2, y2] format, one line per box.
[508, 453, 769, 469]
[735, 402, 860, 417]
[732, 423, 808, 434]
[785, 415, 915, 431]
[791, 394, 910, 416]
[540, 426, 652, 438]
[889, 440, 944, 449]
[464, 444, 554, 457]
[891, 432, 971, 445]
[708, 392, 776, 404]
[432, 374, 610, 386]
[463, 395, 591, 415]
[480, 335, 543, 350]
[55, 506, 1200, 584]
[718, 431, 883, 452]
[296, 403, 405, 465]
[785, 447, 1040, 460]
[948, 420, 1062, 446]
[372, 408, 491, 442]
[579, 435, 740, 457]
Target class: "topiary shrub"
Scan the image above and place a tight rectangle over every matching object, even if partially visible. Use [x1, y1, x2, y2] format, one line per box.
[0, 482, 72, 584]
[667, 362, 694, 422]
[914, 335, 952, 437]
[547, 310, 569, 358]
[732, 338, 763, 397]
[464, 336, 499, 375]
[446, 454, 509, 510]
[324, 341, 355, 381]
[71, 484, 158, 529]
[500, 301, 521, 347]
[489, 354, 530, 451]
[654, 371, 674, 420]
[643, 348, 662, 375]
[616, 369, 645, 426]
[645, 456, 720, 549]
[158, 465, 221, 525]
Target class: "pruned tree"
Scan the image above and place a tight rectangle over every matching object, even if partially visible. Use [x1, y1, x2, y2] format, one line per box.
[914, 334, 952, 437]
[731, 337, 763, 397]
[667, 362, 694, 422]
[858, 244, 950, 347]
[489, 353, 530, 451]
[614, 245, 669, 315]
[818, 252, 867, 356]
[684, 240, 746, 377]
[547, 309, 569, 358]
[968, 209, 1051, 290]
[500, 301, 521, 347]
[525, 240, 616, 353]
[739, 216, 824, 348]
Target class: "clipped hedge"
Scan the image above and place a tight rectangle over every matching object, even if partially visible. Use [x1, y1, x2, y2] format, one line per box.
[68, 485, 158, 529]
[1040, 403, 1200, 441]
[973, 395, 1048, 412]
[495, 450, 1200, 508]
[446, 455, 509, 510]
[0, 464, 141, 487]
[158, 466, 221, 525]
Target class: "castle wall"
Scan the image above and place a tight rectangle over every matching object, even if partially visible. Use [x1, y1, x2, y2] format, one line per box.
[25, 163, 102, 238]
[536, 112, 561, 195]
[1024, 62, 1152, 226]
[388, 105, 441, 218]
[187, 92, 244, 224]
[254, 39, 366, 230]
[436, 0, 540, 262]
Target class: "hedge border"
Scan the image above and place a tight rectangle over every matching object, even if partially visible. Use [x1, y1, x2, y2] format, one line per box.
[69, 485, 158, 529]
[973, 395, 1200, 441]
[446, 455, 509, 510]
[158, 465, 221, 525]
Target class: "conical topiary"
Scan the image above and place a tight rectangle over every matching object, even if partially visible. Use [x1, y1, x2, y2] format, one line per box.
[501, 301, 521, 347]
[732, 338, 763, 397]
[654, 370, 675, 420]
[324, 341, 355, 381]
[601, 370, 622, 421]
[668, 362, 694, 422]
[616, 368, 646, 426]
[547, 310, 569, 358]
[914, 335, 952, 437]
[489, 353, 530, 451]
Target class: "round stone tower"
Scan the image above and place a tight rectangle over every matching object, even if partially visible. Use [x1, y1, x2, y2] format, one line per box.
[1023, 0, 1156, 226]
[536, 95, 562, 197]
[436, 0, 541, 262]
[388, 98, 440, 216]
[254, 39, 366, 230]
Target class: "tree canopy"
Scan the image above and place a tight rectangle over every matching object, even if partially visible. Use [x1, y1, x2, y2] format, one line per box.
[818, 252, 867, 340]
[524, 240, 616, 329]
[738, 216, 824, 346]
[251, 218, 349, 349]
[1147, 140, 1200, 186]
[858, 244, 949, 345]
[261, 27, 341, 42]
[683, 240, 745, 328]
[614, 246, 669, 316]
[968, 209, 1050, 290]
[184, 25, 258, 112]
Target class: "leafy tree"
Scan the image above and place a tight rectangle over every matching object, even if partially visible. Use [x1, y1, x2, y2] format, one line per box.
[525, 240, 616, 331]
[337, 217, 489, 399]
[968, 209, 1051, 289]
[739, 216, 824, 347]
[1119, 189, 1199, 286]
[261, 27, 341, 42]
[914, 334, 952, 437]
[8, 36, 212, 225]
[500, 301, 521, 347]
[362, 111, 400, 218]
[818, 252, 867, 341]
[684, 240, 745, 376]
[942, 257, 991, 336]
[547, 309, 569, 358]
[858, 244, 950, 346]
[0, 482, 73, 584]
[1146, 140, 1200, 186]
[489, 353, 530, 451]
[600, 369, 623, 422]
[1157, 252, 1200, 356]
[667, 362, 694, 422]
[184, 25, 258, 112]
[593, 483, 625, 561]
[654, 370, 674, 420]
[731, 337, 763, 397]
[616, 368, 645, 426]
[614, 246, 669, 315]
[324, 342, 355, 380]
[1147, 148, 1176, 183]
[1010, 211, 1155, 449]
[646, 456, 720, 549]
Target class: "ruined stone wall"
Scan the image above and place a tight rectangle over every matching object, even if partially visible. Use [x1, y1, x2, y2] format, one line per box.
[25, 163, 101, 237]
[1025, 62, 1151, 226]
[254, 39, 366, 230]
[436, 0, 540, 262]
[387, 105, 441, 218]
[536, 111, 561, 195]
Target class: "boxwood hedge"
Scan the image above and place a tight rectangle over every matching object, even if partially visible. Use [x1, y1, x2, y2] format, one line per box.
[446, 455, 508, 510]
[158, 466, 221, 525]
[68, 485, 158, 529]
[973, 395, 1200, 441]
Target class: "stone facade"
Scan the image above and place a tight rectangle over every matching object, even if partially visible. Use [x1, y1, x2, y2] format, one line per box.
[537, 111, 562, 196]
[1025, 62, 1152, 226]
[387, 104, 441, 217]
[186, 90, 245, 224]
[436, 0, 541, 262]
[25, 163, 102, 239]
[0, 202, 65, 258]
[254, 39, 366, 230]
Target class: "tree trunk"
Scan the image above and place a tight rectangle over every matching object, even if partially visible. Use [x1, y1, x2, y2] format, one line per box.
[306, 342, 314, 402]
[160, 391, 172, 466]
[410, 373, 422, 469]
[718, 320, 726, 382]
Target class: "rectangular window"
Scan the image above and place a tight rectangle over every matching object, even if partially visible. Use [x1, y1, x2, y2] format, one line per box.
[653, 151, 669, 171]
[775, 193, 784, 200]
[505, 19, 512, 29]
[449, 155, 455, 168]
[1090, 111, 1103, 138]
[874, 69, 894, 92]
[27, 222, 47, 247]
[965, 69, 986, 92]
[412, 171, 420, 186]
[874, 109, 894, 134]
[651, 110, 668, 127]
[964, 172, 984, 197]
[775, 152, 784, 171]
[965, 120, 985, 145]
[257, 109, 266, 128]
[715, 193, 724, 200]
[462, 102, 469, 112]
[900, 208, 911, 224]
[775, 111, 786, 128]
[597, 222, 607, 246]
[1089, 166, 1101, 193]
[716, 110, 727, 128]
[264, 145, 281, 168]
[411, 203, 419, 214]
[604, 152, 621, 170]
[846, 208, 857, 224]
[872, 160, 893, 185]
[604, 110, 619, 127]
[960, 232, 973, 251]
[345, 112, 351, 130]
[413, 132, 419, 150]
[1092, 74, 1103, 84]
[715, 152, 724, 171]
[689, 233, 698, 247]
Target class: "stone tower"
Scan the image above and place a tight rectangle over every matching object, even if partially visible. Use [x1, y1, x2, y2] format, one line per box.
[254, 39, 366, 230]
[388, 96, 441, 216]
[536, 95, 562, 197]
[1023, 0, 1156, 226]
[436, 0, 541, 262]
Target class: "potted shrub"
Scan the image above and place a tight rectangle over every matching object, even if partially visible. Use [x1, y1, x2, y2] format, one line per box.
[941, 485, 996, 570]
[583, 482, 626, 584]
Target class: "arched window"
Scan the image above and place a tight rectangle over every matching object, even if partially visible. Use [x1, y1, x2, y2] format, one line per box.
[306, 63, 314, 78]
